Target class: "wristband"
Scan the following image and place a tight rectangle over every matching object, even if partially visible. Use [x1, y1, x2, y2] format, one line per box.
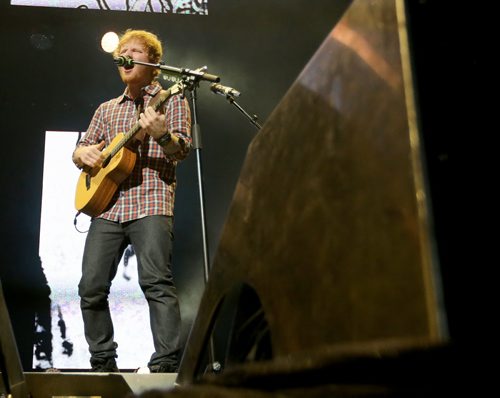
[156, 132, 172, 146]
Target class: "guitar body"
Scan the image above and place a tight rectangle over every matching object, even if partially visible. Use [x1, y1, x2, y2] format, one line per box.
[74, 84, 182, 217]
[75, 133, 137, 217]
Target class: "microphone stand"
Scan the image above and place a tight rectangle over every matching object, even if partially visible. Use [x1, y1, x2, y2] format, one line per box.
[131, 59, 220, 84]
[216, 94, 262, 131]
[131, 59, 221, 373]
[189, 84, 222, 375]
[132, 59, 217, 285]
[189, 85, 211, 285]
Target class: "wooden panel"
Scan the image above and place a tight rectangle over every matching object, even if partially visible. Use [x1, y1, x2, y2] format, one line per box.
[178, 0, 447, 385]
[0, 279, 28, 397]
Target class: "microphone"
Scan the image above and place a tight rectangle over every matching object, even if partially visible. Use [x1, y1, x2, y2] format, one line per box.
[210, 83, 241, 98]
[114, 56, 134, 69]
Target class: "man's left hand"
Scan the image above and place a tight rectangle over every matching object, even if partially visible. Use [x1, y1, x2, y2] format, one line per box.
[138, 106, 167, 139]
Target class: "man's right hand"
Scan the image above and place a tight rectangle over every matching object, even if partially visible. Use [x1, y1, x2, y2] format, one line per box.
[72, 141, 106, 168]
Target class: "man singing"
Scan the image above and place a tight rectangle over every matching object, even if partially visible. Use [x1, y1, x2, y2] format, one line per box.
[72, 29, 191, 373]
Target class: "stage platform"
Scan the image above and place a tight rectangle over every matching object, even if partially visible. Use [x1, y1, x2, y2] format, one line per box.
[22, 371, 177, 398]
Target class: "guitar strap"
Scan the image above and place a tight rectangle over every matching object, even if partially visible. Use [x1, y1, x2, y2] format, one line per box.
[136, 89, 169, 115]
[134, 97, 144, 118]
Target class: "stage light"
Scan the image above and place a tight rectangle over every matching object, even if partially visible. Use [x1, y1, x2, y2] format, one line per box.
[101, 31, 119, 53]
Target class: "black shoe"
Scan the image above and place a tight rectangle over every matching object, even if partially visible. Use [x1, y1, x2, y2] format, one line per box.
[148, 362, 178, 373]
[91, 357, 119, 372]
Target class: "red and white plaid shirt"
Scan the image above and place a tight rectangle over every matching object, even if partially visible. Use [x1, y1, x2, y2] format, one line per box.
[77, 82, 192, 222]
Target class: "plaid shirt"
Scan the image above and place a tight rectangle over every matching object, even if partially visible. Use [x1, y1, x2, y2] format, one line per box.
[77, 82, 192, 222]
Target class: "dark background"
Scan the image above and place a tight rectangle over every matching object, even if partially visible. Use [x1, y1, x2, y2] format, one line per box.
[0, 0, 351, 369]
[0, 0, 485, 371]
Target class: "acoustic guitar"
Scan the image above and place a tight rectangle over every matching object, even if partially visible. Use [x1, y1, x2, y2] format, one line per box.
[75, 83, 182, 217]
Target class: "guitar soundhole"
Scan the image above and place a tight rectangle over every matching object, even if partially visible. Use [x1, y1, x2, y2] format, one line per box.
[85, 174, 91, 190]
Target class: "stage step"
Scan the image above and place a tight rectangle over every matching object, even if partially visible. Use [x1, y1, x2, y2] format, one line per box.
[24, 372, 177, 398]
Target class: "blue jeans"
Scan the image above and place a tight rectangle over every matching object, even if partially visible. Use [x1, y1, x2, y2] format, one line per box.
[78, 216, 180, 368]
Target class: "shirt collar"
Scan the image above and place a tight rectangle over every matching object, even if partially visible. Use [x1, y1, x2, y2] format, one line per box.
[118, 81, 162, 104]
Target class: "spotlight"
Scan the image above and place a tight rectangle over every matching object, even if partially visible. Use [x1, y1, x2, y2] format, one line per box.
[101, 31, 119, 53]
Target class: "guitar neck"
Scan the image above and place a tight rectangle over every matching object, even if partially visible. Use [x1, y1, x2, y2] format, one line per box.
[109, 124, 141, 158]
[107, 86, 177, 158]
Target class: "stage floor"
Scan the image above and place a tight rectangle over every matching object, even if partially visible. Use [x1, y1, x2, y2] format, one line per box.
[23, 371, 177, 398]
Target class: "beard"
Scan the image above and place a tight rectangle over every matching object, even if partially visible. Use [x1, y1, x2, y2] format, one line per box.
[120, 66, 153, 86]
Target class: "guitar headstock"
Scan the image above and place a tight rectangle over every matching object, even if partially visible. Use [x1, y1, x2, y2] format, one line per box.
[154, 82, 185, 111]
[170, 82, 183, 96]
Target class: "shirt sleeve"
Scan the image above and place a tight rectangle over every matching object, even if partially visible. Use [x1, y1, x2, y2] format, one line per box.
[78, 104, 106, 147]
[164, 94, 192, 161]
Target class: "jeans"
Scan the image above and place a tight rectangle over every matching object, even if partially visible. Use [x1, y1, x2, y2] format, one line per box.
[78, 215, 181, 368]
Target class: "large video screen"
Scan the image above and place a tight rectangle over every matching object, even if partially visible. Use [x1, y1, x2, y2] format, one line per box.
[11, 0, 208, 15]
[37, 131, 153, 370]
